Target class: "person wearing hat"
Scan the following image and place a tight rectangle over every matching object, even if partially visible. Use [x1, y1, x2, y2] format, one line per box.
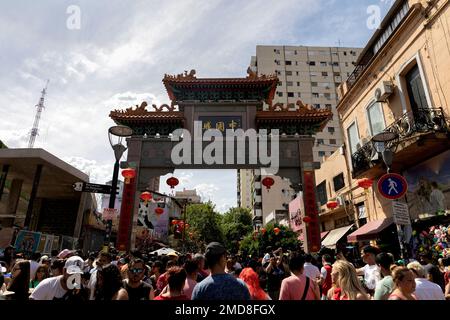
[191, 242, 250, 300]
[30, 256, 88, 300]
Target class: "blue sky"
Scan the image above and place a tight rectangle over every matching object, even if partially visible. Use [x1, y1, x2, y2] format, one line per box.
[0, 0, 393, 212]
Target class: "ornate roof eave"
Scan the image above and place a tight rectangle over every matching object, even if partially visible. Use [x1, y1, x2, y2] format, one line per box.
[163, 69, 278, 104]
[109, 101, 185, 124]
[255, 100, 333, 131]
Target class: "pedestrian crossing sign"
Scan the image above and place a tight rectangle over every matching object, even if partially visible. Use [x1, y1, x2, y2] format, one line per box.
[377, 173, 408, 200]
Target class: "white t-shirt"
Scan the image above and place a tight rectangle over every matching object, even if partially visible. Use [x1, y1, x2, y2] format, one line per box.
[414, 278, 445, 300]
[87, 269, 98, 300]
[30, 276, 67, 300]
[30, 260, 40, 280]
[363, 264, 381, 290]
[303, 262, 320, 279]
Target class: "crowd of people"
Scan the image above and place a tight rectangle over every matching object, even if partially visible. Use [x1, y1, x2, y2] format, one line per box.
[1, 241, 449, 301]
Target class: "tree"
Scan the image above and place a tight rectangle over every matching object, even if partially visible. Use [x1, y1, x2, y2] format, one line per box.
[185, 202, 224, 251]
[220, 207, 253, 254]
[239, 223, 301, 258]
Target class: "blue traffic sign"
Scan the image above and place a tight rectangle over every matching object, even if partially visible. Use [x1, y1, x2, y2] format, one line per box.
[377, 173, 408, 200]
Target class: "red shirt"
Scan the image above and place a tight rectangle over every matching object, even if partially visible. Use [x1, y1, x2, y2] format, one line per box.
[322, 264, 333, 295]
[154, 294, 188, 300]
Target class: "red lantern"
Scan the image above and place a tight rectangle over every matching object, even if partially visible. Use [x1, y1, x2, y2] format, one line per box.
[171, 220, 178, 225]
[326, 201, 339, 209]
[140, 191, 152, 204]
[358, 178, 373, 194]
[262, 177, 275, 190]
[166, 177, 179, 189]
[274, 227, 280, 235]
[261, 228, 266, 235]
[303, 216, 312, 224]
[121, 168, 136, 184]
[155, 207, 164, 215]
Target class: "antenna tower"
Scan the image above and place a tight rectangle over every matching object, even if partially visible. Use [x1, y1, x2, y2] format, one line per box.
[28, 80, 49, 148]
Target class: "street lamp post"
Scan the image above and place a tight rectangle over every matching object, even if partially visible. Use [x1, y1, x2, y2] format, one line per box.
[104, 125, 133, 252]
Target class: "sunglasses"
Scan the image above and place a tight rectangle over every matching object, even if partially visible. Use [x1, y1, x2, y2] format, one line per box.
[129, 268, 144, 274]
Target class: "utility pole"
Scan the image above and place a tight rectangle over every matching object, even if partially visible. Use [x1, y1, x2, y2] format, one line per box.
[28, 80, 49, 148]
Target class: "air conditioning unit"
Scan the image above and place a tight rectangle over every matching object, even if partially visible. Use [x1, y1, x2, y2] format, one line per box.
[374, 81, 393, 102]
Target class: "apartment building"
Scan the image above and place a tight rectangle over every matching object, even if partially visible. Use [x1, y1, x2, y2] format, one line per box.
[251, 45, 363, 162]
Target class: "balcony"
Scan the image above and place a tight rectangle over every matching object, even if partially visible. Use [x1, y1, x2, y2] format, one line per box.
[351, 108, 450, 178]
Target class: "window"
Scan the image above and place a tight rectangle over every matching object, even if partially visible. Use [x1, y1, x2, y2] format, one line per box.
[312, 93, 319, 98]
[343, 51, 347, 56]
[335, 217, 350, 228]
[325, 104, 332, 108]
[317, 181, 328, 206]
[333, 173, 345, 191]
[328, 127, 335, 134]
[318, 151, 326, 157]
[332, 62, 339, 67]
[351, 51, 357, 56]
[314, 104, 321, 109]
[277, 92, 283, 97]
[274, 49, 280, 54]
[274, 60, 281, 65]
[324, 93, 331, 99]
[345, 62, 349, 67]
[329, 139, 336, 145]
[317, 139, 324, 145]
[286, 71, 292, 76]
[296, 71, 300, 76]
[294, 50, 297, 55]
[285, 61, 292, 65]
[296, 82, 300, 86]
[288, 92, 294, 97]
[276, 70, 282, 75]
[297, 92, 302, 97]
[367, 101, 385, 136]
[287, 81, 293, 86]
[295, 61, 298, 66]
[309, 61, 316, 66]
[320, 62, 327, 67]
[322, 72, 328, 76]
[278, 81, 282, 86]
[311, 82, 318, 87]
[405, 64, 428, 111]
[334, 72, 341, 77]
[347, 122, 359, 155]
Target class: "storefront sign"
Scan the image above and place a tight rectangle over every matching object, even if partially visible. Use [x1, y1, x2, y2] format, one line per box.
[289, 192, 304, 233]
[198, 116, 242, 132]
[392, 201, 411, 226]
[102, 208, 118, 221]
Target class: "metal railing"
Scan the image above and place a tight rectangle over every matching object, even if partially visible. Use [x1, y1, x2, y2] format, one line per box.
[351, 107, 449, 177]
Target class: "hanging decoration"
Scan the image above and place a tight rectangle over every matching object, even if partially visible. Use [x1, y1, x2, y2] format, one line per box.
[303, 216, 312, 224]
[358, 178, 373, 194]
[326, 201, 339, 210]
[166, 177, 179, 189]
[154, 207, 164, 215]
[274, 227, 281, 235]
[140, 191, 152, 204]
[262, 177, 275, 190]
[121, 168, 136, 184]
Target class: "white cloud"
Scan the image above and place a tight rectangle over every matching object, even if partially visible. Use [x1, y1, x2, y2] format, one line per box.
[0, 0, 378, 214]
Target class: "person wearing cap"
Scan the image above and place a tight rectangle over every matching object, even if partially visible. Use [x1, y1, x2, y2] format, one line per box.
[191, 242, 250, 300]
[30, 256, 88, 300]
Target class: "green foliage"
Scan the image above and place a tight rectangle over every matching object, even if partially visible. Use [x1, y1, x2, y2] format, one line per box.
[185, 201, 224, 250]
[239, 223, 302, 257]
[220, 207, 253, 254]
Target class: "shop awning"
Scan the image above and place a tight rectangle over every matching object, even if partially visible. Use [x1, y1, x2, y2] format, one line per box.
[347, 218, 394, 242]
[298, 231, 330, 242]
[321, 225, 354, 249]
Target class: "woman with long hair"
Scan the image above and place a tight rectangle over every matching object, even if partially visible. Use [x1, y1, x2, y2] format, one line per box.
[388, 266, 416, 300]
[94, 264, 128, 300]
[7, 260, 30, 300]
[328, 260, 368, 300]
[239, 267, 271, 300]
[154, 267, 188, 300]
[30, 264, 49, 289]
